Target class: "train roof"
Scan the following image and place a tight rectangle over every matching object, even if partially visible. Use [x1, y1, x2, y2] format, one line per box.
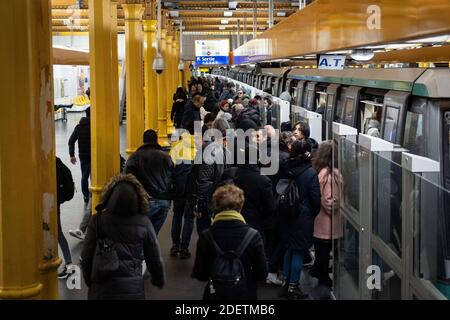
[286, 68, 427, 92]
[259, 67, 291, 77]
[413, 69, 450, 98]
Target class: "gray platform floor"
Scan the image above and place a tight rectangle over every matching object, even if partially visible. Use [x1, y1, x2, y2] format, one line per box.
[55, 113, 325, 300]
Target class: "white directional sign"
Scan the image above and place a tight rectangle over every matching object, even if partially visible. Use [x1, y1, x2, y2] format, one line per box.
[318, 55, 346, 70]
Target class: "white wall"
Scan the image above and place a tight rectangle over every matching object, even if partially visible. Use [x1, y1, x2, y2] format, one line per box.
[52, 34, 126, 61]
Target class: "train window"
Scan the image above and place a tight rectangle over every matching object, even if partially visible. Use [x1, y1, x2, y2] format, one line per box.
[361, 101, 383, 137]
[383, 106, 400, 143]
[403, 111, 424, 156]
[343, 98, 355, 126]
[316, 91, 327, 115]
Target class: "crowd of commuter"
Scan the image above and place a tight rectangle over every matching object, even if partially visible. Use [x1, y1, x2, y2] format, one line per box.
[57, 76, 343, 301]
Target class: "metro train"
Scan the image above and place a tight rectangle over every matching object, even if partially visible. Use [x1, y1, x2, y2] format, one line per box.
[212, 66, 450, 191]
[212, 65, 450, 297]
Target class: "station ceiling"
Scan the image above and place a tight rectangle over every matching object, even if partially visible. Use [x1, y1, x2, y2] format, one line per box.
[51, 0, 303, 34]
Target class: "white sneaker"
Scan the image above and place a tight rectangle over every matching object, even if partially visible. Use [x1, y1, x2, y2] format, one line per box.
[69, 229, 85, 240]
[266, 273, 283, 286]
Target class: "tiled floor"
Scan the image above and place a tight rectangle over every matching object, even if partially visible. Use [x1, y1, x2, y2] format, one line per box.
[55, 112, 327, 300]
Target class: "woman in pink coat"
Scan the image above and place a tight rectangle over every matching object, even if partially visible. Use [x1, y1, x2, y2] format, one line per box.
[311, 141, 343, 288]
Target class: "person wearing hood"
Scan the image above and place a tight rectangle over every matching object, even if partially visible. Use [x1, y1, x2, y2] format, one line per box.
[192, 185, 268, 300]
[292, 121, 319, 155]
[81, 174, 165, 300]
[171, 87, 188, 129]
[125, 130, 174, 235]
[68, 108, 91, 204]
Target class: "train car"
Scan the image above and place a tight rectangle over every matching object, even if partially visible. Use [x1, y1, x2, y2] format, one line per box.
[253, 67, 292, 96]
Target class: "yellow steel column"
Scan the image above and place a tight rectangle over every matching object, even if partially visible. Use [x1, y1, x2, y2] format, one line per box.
[165, 33, 175, 135]
[173, 33, 180, 88]
[176, 32, 183, 88]
[157, 29, 169, 147]
[143, 20, 158, 131]
[111, 0, 120, 174]
[123, 3, 145, 156]
[0, 0, 59, 299]
[89, 0, 118, 209]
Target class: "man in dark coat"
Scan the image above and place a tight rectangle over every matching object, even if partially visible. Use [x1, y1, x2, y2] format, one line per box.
[125, 130, 174, 235]
[81, 174, 165, 300]
[68, 108, 91, 203]
[186, 139, 228, 238]
[182, 94, 205, 134]
[234, 163, 276, 240]
[192, 185, 268, 300]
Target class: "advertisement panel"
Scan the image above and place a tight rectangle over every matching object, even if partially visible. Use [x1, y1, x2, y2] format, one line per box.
[195, 39, 230, 65]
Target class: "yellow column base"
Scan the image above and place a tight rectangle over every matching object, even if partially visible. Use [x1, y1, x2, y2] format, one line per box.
[38, 257, 62, 299]
[0, 283, 43, 300]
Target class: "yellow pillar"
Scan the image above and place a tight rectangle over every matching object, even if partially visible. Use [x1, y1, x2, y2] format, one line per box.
[166, 34, 175, 135]
[176, 32, 183, 88]
[111, 0, 120, 174]
[1, 0, 59, 299]
[173, 33, 180, 88]
[143, 20, 158, 132]
[123, 4, 145, 156]
[89, 0, 119, 209]
[157, 29, 169, 147]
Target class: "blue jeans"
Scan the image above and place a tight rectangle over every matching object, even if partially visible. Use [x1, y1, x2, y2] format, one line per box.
[57, 206, 72, 265]
[171, 200, 195, 250]
[283, 249, 305, 284]
[80, 159, 91, 201]
[148, 199, 171, 235]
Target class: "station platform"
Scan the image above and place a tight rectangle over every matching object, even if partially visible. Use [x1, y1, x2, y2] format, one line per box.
[55, 113, 331, 300]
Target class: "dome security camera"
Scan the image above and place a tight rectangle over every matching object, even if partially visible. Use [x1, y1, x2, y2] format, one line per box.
[178, 60, 184, 71]
[153, 52, 165, 75]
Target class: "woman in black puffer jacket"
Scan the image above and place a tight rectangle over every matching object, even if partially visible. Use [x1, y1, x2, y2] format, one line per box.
[81, 174, 165, 300]
[279, 140, 321, 300]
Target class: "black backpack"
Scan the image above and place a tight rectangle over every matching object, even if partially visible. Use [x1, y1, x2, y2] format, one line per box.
[56, 157, 75, 204]
[204, 228, 257, 300]
[275, 168, 307, 219]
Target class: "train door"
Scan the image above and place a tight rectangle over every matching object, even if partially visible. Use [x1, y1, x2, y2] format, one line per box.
[341, 86, 361, 128]
[284, 79, 293, 95]
[444, 111, 450, 190]
[325, 84, 340, 140]
[304, 82, 317, 111]
[380, 91, 410, 145]
[295, 80, 306, 107]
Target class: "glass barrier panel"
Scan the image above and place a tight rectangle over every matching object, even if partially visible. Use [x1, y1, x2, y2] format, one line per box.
[371, 250, 402, 300]
[339, 137, 360, 217]
[372, 151, 403, 258]
[336, 218, 360, 299]
[412, 172, 450, 300]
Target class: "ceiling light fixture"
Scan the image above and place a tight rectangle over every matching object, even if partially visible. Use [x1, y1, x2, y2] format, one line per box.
[221, 19, 229, 24]
[277, 12, 286, 17]
[219, 26, 226, 30]
[224, 11, 233, 17]
[350, 49, 375, 61]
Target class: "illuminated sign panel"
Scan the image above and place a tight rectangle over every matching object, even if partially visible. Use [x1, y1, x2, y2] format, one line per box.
[195, 39, 230, 65]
